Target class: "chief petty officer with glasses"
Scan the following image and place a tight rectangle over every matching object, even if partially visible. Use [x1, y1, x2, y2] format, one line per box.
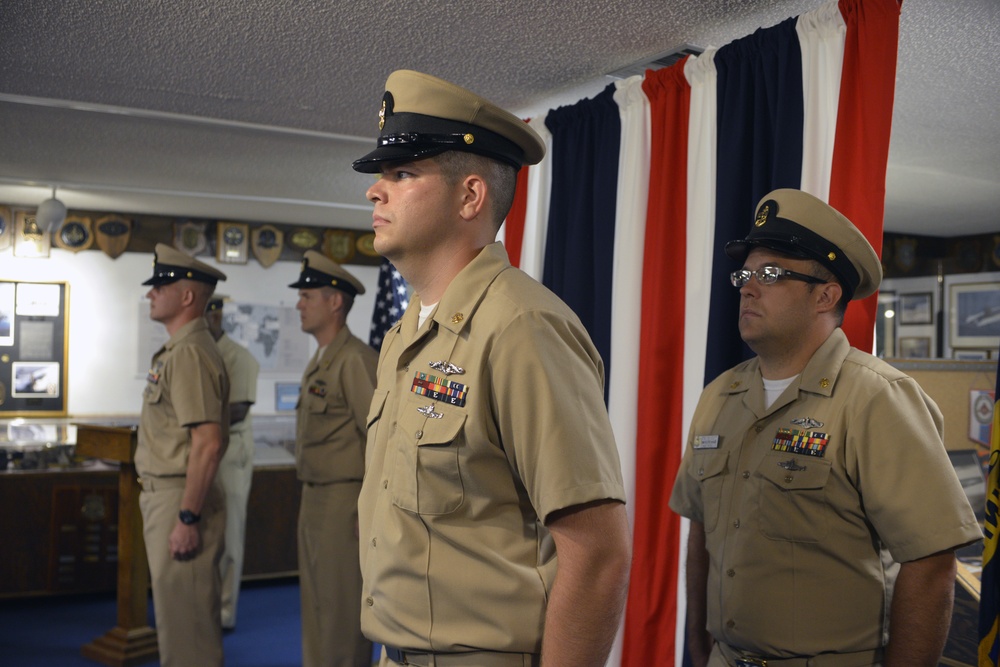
[670, 188, 981, 667]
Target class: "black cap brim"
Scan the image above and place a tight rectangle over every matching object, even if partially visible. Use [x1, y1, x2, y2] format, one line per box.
[352, 144, 451, 174]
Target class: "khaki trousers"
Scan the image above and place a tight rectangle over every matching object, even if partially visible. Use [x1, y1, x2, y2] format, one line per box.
[298, 480, 372, 667]
[140, 476, 225, 667]
[217, 428, 254, 628]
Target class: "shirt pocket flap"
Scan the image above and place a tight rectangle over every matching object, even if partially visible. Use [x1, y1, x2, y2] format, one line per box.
[366, 390, 388, 430]
[757, 452, 831, 490]
[686, 450, 729, 482]
[397, 400, 467, 447]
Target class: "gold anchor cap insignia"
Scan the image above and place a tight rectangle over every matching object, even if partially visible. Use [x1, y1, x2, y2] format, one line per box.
[379, 100, 386, 131]
[755, 204, 769, 227]
[463, 133, 474, 145]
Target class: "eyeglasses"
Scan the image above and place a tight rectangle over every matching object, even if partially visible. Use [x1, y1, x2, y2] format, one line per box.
[730, 265, 827, 288]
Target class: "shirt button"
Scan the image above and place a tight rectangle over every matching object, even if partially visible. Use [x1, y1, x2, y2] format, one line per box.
[741, 470, 750, 479]
[732, 519, 740, 528]
[726, 569, 735, 577]
[366, 597, 374, 607]
[415, 430, 423, 439]
[371, 538, 377, 548]
[726, 619, 736, 629]
[403, 364, 409, 372]
[697, 468, 705, 477]
[784, 475, 793, 483]
[755, 424, 765, 433]
[382, 480, 388, 489]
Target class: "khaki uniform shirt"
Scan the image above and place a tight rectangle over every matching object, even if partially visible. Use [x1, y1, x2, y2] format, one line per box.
[137, 317, 230, 478]
[358, 243, 626, 653]
[217, 333, 259, 462]
[295, 325, 377, 484]
[669, 328, 982, 657]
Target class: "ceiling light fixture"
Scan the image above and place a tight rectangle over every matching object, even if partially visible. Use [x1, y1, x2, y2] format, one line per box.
[36, 186, 67, 233]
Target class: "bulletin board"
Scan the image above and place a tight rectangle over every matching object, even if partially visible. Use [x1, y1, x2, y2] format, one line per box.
[0, 280, 69, 417]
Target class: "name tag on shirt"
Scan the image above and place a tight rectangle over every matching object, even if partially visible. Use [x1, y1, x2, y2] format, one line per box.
[693, 435, 719, 450]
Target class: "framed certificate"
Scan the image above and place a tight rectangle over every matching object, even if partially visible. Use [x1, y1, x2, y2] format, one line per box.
[216, 221, 249, 264]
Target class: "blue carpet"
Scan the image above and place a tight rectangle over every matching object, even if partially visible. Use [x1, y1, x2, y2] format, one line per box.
[0, 577, 305, 666]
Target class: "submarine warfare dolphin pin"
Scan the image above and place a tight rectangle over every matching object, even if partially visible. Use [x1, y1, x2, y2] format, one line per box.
[777, 458, 807, 472]
[429, 360, 465, 375]
[417, 404, 443, 419]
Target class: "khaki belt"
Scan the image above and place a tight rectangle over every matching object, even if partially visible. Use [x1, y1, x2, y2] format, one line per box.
[383, 646, 539, 667]
[719, 642, 883, 667]
[137, 475, 187, 491]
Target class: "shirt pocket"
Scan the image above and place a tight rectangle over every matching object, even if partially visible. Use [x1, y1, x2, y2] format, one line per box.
[298, 389, 339, 447]
[687, 450, 729, 533]
[143, 381, 163, 404]
[756, 451, 832, 542]
[391, 400, 467, 516]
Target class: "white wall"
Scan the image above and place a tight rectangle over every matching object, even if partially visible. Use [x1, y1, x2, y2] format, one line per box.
[0, 245, 380, 416]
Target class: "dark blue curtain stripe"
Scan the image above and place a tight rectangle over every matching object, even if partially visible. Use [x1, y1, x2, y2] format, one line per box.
[705, 17, 805, 385]
[542, 84, 621, 403]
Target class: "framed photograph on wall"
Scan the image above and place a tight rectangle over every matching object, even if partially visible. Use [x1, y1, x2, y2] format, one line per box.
[954, 349, 990, 361]
[0, 280, 69, 417]
[946, 272, 1000, 350]
[899, 336, 932, 359]
[898, 292, 933, 325]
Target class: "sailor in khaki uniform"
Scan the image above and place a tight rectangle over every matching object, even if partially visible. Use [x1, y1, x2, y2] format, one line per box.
[354, 70, 632, 667]
[205, 295, 260, 631]
[669, 190, 982, 667]
[290, 251, 376, 667]
[137, 243, 230, 667]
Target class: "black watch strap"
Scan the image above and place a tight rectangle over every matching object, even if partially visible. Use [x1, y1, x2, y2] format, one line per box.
[178, 509, 201, 525]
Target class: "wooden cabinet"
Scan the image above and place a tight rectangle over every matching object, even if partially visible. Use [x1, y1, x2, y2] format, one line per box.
[0, 464, 300, 598]
[243, 464, 301, 578]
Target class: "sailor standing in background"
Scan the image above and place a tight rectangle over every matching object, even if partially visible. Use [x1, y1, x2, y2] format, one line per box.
[136, 243, 229, 667]
[290, 251, 376, 667]
[206, 294, 260, 632]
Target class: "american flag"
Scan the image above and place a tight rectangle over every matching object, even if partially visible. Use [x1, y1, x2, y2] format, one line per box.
[369, 256, 409, 349]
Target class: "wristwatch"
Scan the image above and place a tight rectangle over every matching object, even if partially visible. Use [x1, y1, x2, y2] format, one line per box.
[178, 509, 201, 525]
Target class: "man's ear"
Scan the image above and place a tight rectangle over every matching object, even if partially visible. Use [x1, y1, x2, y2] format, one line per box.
[815, 281, 843, 314]
[458, 174, 487, 221]
[179, 284, 197, 308]
[326, 288, 345, 314]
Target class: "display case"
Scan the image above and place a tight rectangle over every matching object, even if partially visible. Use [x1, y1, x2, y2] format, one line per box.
[0, 416, 300, 598]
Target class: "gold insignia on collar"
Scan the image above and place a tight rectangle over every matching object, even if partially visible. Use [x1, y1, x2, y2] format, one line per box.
[451, 312, 464, 324]
[463, 133, 474, 145]
[755, 205, 769, 227]
[379, 100, 386, 131]
[818, 378, 830, 388]
[729, 381, 741, 389]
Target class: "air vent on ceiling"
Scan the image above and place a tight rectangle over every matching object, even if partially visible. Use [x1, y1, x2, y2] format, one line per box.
[606, 44, 705, 80]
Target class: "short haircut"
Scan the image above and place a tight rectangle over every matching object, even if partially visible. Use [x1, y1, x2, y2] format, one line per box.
[806, 261, 848, 323]
[187, 280, 216, 306]
[319, 285, 355, 315]
[434, 151, 518, 228]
